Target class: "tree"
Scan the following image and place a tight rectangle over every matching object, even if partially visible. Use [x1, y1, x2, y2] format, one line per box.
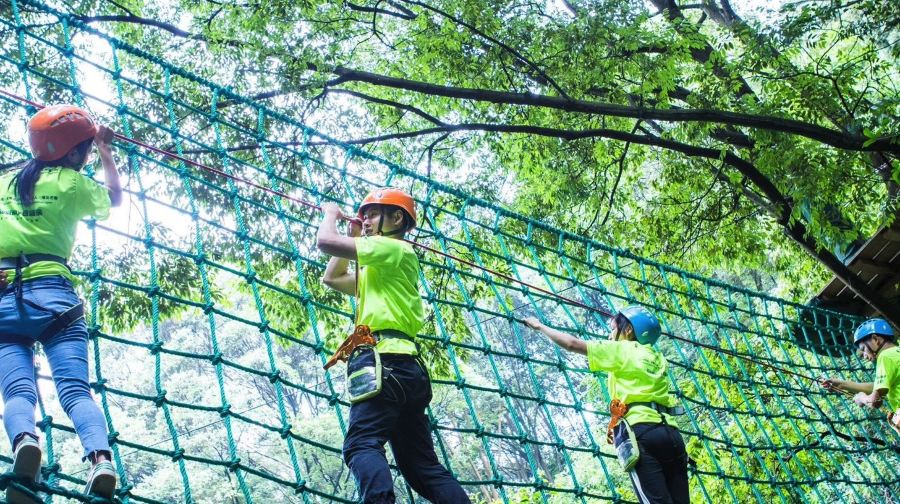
[57, 0, 900, 327]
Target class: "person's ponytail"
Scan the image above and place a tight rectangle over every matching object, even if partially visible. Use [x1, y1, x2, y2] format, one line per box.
[11, 159, 46, 207]
[10, 137, 93, 207]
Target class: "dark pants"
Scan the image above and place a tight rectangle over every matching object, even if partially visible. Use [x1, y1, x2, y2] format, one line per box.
[342, 355, 470, 504]
[628, 423, 690, 504]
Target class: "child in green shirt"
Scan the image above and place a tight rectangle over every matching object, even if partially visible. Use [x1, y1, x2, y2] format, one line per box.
[0, 105, 121, 503]
[821, 319, 898, 420]
[317, 188, 470, 503]
[524, 306, 689, 504]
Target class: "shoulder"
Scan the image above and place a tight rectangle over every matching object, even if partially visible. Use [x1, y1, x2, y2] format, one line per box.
[361, 235, 415, 253]
[46, 168, 79, 189]
[61, 169, 95, 185]
[883, 347, 900, 365]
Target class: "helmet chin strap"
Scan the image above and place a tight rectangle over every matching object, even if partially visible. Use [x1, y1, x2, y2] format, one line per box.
[862, 337, 886, 357]
[374, 206, 406, 237]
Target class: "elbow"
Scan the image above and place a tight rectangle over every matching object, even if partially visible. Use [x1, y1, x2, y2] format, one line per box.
[316, 235, 333, 254]
[564, 337, 587, 355]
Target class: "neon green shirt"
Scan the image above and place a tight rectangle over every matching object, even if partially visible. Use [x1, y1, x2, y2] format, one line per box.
[355, 235, 424, 355]
[874, 346, 900, 410]
[0, 167, 111, 283]
[587, 340, 678, 425]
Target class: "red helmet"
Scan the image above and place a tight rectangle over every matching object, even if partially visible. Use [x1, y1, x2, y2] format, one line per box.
[28, 105, 98, 162]
[358, 187, 417, 230]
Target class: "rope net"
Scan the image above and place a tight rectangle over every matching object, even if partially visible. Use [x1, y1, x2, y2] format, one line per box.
[0, 1, 897, 502]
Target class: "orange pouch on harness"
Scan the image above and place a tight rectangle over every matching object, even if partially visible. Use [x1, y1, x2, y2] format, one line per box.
[323, 324, 376, 370]
[608, 399, 639, 470]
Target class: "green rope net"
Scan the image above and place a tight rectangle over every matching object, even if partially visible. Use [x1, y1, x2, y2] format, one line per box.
[0, 1, 897, 502]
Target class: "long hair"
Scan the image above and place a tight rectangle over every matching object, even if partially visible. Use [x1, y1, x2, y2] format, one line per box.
[614, 313, 634, 340]
[10, 138, 93, 207]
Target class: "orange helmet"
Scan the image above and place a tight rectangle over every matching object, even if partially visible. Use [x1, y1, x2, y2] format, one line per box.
[28, 105, 98, 162]
[358, 187, 417, 230]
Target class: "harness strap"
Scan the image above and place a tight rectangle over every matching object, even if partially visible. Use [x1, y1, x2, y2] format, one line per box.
[38, 303, 84, 340]
[0, 253, 69, 270]
[323, 324, 376, 370]
[2, 253, 70, 303]
[1, 253, 82, 340]
[372, 329, 413, 342]
[628, 401, 686, 416]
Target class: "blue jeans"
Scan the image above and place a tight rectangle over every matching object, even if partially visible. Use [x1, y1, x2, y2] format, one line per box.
[0, 276, 110, 459]
[343, 354, 470, 504]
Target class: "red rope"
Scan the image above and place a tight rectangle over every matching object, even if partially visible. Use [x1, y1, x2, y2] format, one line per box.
[4, 89, 878, 402]
[0, 89, 607, 317]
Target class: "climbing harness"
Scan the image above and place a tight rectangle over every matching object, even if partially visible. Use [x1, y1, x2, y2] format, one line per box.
[0, 253, 84, 340]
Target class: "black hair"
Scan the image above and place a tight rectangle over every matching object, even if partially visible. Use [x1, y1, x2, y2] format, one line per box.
[874, 332, 896, 343]
[10, 138, 93, 207]
[614, 313, 633, 337]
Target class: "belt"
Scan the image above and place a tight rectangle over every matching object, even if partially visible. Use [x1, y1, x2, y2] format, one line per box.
[628, 401, 686, 416]
[372, 329, 413, 342]
[0, 253, 69, 270]
[0, 253, 82, 341]
[2, 253, 70, 306]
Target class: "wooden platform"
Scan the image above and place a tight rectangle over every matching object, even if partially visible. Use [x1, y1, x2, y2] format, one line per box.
[812, 220, 900, 318]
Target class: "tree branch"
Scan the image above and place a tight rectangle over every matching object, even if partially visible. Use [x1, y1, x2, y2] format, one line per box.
[396, 0, 571, 100]
[559, 0, 578, 16]
[326, 88, 445, 125]
[648, 0, 755, 97]
[325, 66, 898, 152]
[600, 121, 641, 227]
[345, 1, 417, 20]
[66, 13, 893, 153]
[72, 14, 202, 40]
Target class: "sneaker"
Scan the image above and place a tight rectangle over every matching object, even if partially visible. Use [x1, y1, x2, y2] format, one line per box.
[84, 460, 117, 499]
[7, 435, 42, 504]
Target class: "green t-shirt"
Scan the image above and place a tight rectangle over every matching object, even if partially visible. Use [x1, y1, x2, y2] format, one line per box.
[0, 167, 111, 283]
[874, 346, 900, 411]
[355, 235, 424, 355]
[587, 340, 678, 425]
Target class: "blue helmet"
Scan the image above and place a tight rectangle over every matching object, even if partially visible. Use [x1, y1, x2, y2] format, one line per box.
[619, 306, 661, 345]
[853, 318, 895, 345]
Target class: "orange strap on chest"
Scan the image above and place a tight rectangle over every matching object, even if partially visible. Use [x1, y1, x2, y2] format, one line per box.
[606, 399, 629, 444]
[323, 324, 376, 370]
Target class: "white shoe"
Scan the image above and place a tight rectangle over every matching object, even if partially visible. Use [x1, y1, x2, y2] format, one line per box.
[84, 460, 117, 499]
[7, 435, 42, 504]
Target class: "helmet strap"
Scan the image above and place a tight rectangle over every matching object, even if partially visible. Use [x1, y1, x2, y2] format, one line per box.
[375, 205, 406, 237]
[860, 336, 886, 356]
[375, 206, 385, 236]
[871, 337, 887, 356]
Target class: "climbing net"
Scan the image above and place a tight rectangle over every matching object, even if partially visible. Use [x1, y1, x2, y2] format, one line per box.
[0, 1, 897, 503]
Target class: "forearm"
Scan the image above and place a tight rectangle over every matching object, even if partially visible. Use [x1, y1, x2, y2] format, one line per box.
[98, 147, 122, 207]
[539, 324, 588, 355]
[839, 381, 874, 394]
[316, 211, 358, 262]
[317, 213, 340, 244]
[323, 256, 350, 282]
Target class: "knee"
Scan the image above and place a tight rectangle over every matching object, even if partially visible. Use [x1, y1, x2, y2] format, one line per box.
[56, 380, 94, 414]
[4, 378, 37, 406]
[342, 435, 382, 466]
